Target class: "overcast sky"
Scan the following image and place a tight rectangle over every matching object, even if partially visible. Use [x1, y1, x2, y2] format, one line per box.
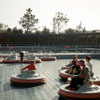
[0, 0, 100, 31]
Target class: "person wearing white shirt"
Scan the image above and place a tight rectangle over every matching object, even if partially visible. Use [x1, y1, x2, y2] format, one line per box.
[85, 56, 94, 77]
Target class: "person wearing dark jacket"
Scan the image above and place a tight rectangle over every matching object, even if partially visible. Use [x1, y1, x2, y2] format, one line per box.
[19, 51, 24, 63]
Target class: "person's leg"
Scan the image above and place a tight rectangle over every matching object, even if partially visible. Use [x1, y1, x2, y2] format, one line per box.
[20, 55, 23, 63]
[73, 68, 76, 74]
[79, 78, 84, 85]
[68, 68, 73, 74]
[70, 78, 78, 89]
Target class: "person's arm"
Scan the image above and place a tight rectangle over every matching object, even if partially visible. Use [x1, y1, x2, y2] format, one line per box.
[21, 66, 28, 71]
[69, 61, 72, 65]
[31, 64, 36, 70]
[84, 67, 90, 81]
[90, 63, 94, 75]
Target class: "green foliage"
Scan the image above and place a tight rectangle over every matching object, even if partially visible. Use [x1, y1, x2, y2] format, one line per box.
[12, 27, 23, 34]
[76, 22, 82, 31]
[41, 26, 50, 34]
[6, 28, 12, 33]
[1, 33, 100, 46]
[19, 8, 39, 33]
[0, 23, 3, 30]
[6, 27, 23, 34]
[65, 28, 75, 34]
[0, 23, 8, 32]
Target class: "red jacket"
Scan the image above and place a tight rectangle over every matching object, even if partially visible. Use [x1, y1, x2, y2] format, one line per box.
[21, 63, 36, 71]
[81, 65, 85, 78]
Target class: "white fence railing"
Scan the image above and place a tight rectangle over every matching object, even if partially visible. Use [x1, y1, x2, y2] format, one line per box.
[0, 45, 100, 53]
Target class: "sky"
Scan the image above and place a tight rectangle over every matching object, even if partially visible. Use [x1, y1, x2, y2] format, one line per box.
[0, 0, 100, 31]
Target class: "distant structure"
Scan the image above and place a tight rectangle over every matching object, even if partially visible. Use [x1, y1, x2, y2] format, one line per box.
[0, 32, 100, 46]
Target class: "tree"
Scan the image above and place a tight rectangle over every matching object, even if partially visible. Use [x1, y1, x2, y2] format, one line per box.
[65, 28, 75, 34]
[0, 23, 3, 30]
[53, 12, 69, 34]
[76, 22, 82, 31]
[52, 17, 57, 33]
[12, 27, 23, 34]
[6, 28, 12, 33]
[0, 23, 8, 32]
[41, 26, 50, 34]
[76, 22, 87, 33]
[82, 27, 86, 33]
[19, 8, 39, 33]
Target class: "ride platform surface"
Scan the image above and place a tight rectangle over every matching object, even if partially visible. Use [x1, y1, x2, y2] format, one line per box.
[0, 59, 100, 100]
